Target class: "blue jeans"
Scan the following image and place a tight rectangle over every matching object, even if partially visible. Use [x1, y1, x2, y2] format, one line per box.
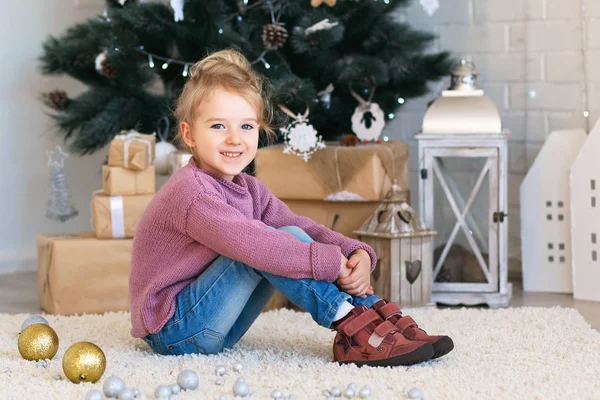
[142, 226, 380, 356]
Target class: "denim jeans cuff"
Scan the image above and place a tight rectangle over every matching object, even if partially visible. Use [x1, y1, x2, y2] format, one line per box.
[322, 291, 353, 329]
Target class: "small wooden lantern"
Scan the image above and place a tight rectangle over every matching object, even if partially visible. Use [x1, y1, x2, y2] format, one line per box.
[354, 185, 437, 308]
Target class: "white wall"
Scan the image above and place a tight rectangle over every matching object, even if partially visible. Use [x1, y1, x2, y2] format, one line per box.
[386, 0, 598, 274]
[0, 1, 109, 274]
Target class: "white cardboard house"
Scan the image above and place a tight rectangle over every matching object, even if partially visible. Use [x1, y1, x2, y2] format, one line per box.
[520, 129, 587, 293]
[570, 119, 600, 302]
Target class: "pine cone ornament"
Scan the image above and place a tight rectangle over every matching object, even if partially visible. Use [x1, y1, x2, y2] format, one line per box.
[45, 90, 69, 110]
[100, 59, 117, 78]
[262, 24, 288, 50]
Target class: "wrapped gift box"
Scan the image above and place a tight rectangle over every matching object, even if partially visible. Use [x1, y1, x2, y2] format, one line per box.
[91, 192, 153, 239]
[108, 131, 156, 171]
[102, 165, 156, 196]
[254, 141, 409, 201]
[36, 233, 132, 315]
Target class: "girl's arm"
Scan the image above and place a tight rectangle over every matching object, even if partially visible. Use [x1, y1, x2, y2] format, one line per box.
[186, 191, 342, 282]
[259, 185, 378, 272]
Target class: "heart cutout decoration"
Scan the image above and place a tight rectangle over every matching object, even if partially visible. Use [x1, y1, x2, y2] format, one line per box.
[405, 260, 422, 284]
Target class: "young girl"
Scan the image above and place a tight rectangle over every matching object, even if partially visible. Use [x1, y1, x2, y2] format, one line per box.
[129, 49, 453, 367]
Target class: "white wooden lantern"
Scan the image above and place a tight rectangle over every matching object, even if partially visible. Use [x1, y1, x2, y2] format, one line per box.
[354, 186, 437, 308]
[521, 129, 587, 293]
[570, 119, 600, 302]
[417, 133, 511, 307]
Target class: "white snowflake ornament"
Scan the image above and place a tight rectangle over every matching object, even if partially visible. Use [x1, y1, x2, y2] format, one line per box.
[281, 113, 325, 162]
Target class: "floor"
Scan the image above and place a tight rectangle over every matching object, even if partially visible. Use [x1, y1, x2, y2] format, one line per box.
[1, 271, 599, 331]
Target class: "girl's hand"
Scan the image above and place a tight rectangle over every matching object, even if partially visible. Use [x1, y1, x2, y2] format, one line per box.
[337, 250, 372, 298]
[338, 254, 352, 280]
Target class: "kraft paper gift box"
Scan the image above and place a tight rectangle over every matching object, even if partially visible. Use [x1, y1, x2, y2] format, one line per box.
[108, 131, 156, 171]
[102, 165, 156, 196]
[91, 192, 154, 239]
[36, 233, 132, 315]
[254, 140, 409, 201]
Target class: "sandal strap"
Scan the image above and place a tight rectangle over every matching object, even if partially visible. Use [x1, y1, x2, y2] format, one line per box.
[341, 309, 381, 337]
[373, 320, 397, 337]
[379, 302, 402, 319]
[396, 316, 418, 332]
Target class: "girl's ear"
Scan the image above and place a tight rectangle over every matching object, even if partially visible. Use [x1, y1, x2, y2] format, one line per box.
[180, 121, 195, 149]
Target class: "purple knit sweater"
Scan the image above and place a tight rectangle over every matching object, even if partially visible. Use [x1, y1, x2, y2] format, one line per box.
[129, 159, 377, 338]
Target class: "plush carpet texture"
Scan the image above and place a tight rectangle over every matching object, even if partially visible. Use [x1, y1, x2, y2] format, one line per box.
[1, 306, 599, 400]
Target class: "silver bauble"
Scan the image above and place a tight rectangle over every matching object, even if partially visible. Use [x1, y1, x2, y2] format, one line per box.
[85, 390, 104, 400]
[103, 376, 126, 398]
[154, 385, 171, 399]
[233, 380, 250, 397]
[177, 369, 199, 391]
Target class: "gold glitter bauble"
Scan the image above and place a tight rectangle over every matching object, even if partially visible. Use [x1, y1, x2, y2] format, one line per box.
[62, 342, 106, 384]
[18, 323, 59, 361]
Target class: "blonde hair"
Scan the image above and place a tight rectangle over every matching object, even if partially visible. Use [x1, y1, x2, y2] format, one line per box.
[174, 49, 276, 147]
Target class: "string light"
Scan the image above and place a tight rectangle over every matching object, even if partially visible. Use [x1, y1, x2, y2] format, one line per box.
[383, 135, 389, 142]
[182, 64, 189, 77]
[162, 61, 170, 69]
[584, 110, 590, 118]
[148, 55, 154, 68]
[218, 28, 223, 34]
[237, 16, 243, 21]
[397, 97, 405, 104]
[388, 113, 395, 119]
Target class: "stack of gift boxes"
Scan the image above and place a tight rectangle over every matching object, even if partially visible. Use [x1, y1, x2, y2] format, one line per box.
[255, 140, 410, 311]
[36, 132, 156, 315]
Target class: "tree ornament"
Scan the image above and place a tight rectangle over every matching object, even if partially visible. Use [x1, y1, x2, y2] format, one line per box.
[85, 390, 104, 400]
[216, 378, 224, 385]
[216, 365, 226, 376]
[317, 83, 334, 109]
[18, 323, 59, 361]
[262, 24, 288, 50]
[45, 145, 79, 225]
[154, 117, 177, 175]
[171, 0, 184, 22]
[170, 384, 181, 394]
[279, 105, 326, 162]
[271, 389, 283, 399]
[349, 87, 385, 142]
[44, 90, 69, 110]
[36, 360, 48, 368]
[310, 0, 336, 7]
[118, 388, 135, 400]
[100, 58, 118, 79]
[233, 380, 250, 397]
[154, 385, 171, 398]
[408, 387, 423, 399]
[62, 342, 106, 384]
[359, 386, 371, 398]
[21, 315, 49, 332]
[95, 52, 107, 73]
[103, 376, 126, 397]
[330, 387, 342, 397]
[233, 362, 243, 373]
[420, 0, 439, 16]
[177, 369, 199, 390]
[343, 388, 355, 398]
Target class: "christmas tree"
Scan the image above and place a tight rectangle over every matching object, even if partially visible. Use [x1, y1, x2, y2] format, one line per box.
[40, 0, 453, 155]
[45, 146, 79, 225]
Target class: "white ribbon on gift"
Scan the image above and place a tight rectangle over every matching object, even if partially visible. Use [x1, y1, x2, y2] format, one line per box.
[109, 196, 125, 239]
[116, 131, 154, 169]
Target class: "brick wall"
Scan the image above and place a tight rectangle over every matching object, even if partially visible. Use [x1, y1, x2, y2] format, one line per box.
[387, 0, 597, 272]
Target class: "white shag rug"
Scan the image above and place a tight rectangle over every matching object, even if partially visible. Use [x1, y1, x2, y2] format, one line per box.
[1, 307, 599, 400]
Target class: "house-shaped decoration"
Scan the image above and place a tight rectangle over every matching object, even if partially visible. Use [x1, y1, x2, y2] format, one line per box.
[570, 119, 600, 302]
[520, 129, 587, 293]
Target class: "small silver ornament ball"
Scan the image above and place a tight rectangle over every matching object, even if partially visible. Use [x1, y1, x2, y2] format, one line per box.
[216, 365, 227, 376]
[216, 377, 224, 386]
[330, 387, 342, 397]
[233, 380, 250, 397]
[177, 369, 199, 391]
[118, 388, 135, 400]
[103, 376, 126, 398]
[236, 377, 245, 384]
[35, 360, 48, 368]
[271, 389, 283, 399]
[170, 384, 181, 395]
[132, 388, 140, 398]
[408, 387, 423, 399]
[359, 386, 371, 398]
[344, 388, 355, 399]
[54, 374, 62, 381]
[287, 395, 296, 400]
[85, 390, 104, 400]
[21, 315, 49, 332]
[347, 383, 356, 390]
[233, 362, 243, 373]
[154, 385, 171, 399]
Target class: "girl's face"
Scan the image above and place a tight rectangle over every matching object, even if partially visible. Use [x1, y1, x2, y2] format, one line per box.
[181, 88, 259, 181]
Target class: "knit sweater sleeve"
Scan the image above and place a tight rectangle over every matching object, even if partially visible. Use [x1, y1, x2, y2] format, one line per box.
[185, 191, 343, 282]
[258, 183, 378, 272]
